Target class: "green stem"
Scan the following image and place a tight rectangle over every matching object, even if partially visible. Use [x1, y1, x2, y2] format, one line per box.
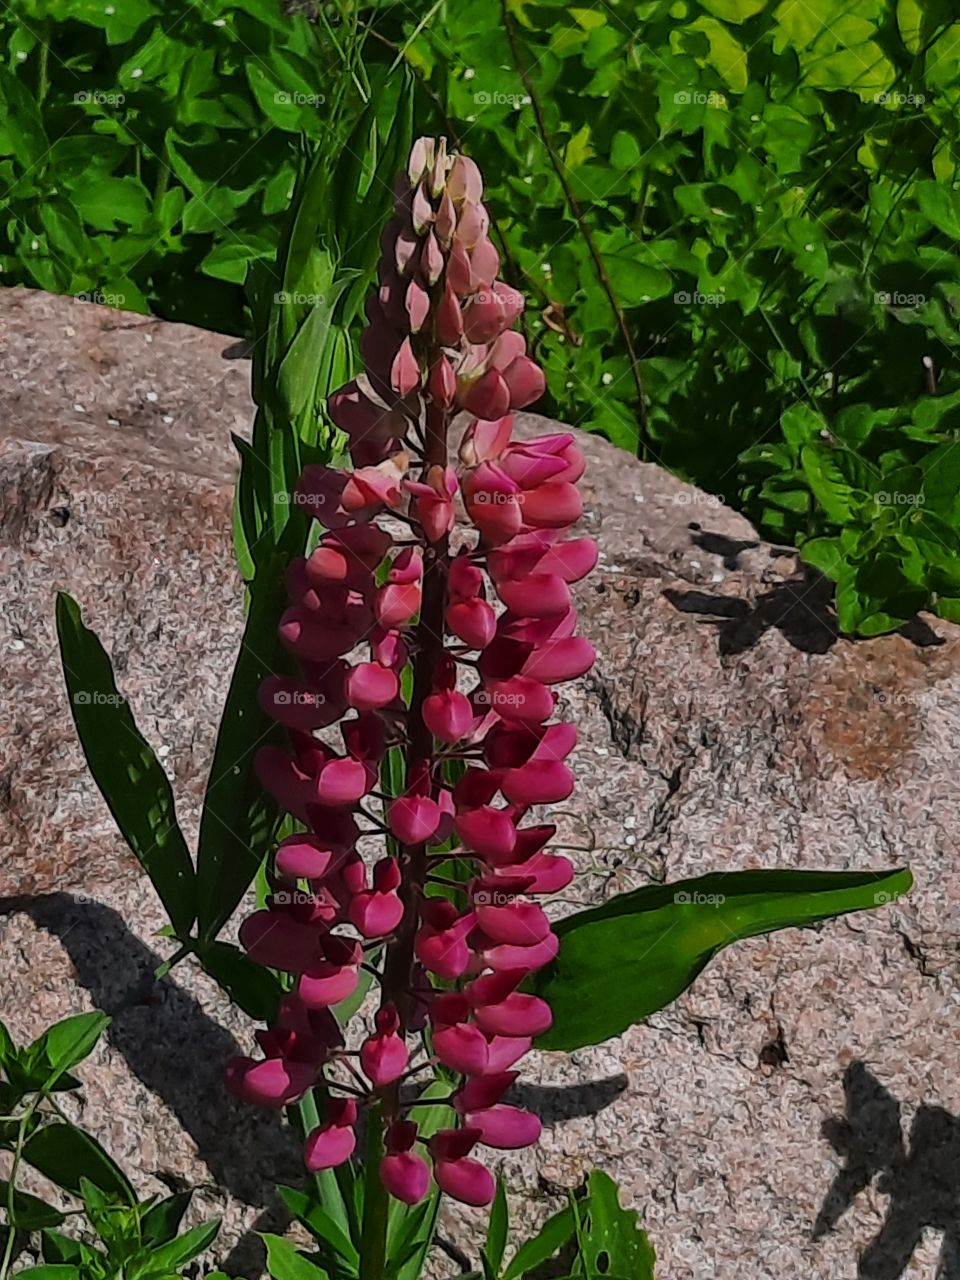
[0, 1099, 40, 1280]
[358, 1103, 388, 1280]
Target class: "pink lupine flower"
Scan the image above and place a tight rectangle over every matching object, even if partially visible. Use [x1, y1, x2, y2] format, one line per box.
[304, 1098, 358, 1170]
[361, 1004, 409, 1086]
[381, 1121, 431, 1205]
[230, 136, 596, 1212]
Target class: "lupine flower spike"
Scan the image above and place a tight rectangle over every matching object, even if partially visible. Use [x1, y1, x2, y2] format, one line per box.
[227, 136, 597, 1207]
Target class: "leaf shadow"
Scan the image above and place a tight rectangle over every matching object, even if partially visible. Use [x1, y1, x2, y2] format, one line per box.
[815, 1061, 960, 1279]
[0, 892, 295, 1279]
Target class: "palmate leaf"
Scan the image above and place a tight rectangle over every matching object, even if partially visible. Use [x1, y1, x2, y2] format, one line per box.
[534, 868, 911, 1051]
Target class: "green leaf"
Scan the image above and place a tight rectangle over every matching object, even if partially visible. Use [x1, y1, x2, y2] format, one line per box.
[141, 1192, 192, 1246]
[572, 1170, 654, 1278]
[276, 1186, 358, 1271]
[71, 177, 152, 231]
[0, 1181, 65, 1230]
[916, 180, 960, 240]
[533, 868, 912, 1050]
[56, 594, 196, 939]
[23, 1124, 135, 1203]
[262, 1234, 330, 1280]
[800, 444, 858, 524]
[483, 1180, 509, 1276]
[199, 942, 282, 1021]
[33, 1011, 109, 1089]
[15, 1268, 80, 1280]
[141, 1217, 220, 1272]
[195, 568, 286, 943]
[501, 1204, 577, 1280]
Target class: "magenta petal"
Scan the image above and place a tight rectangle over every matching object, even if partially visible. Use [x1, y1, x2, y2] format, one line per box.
[226, 1057, 315, 1109]
[423, 689, 475, 743]
[522, 637, 596, 684]
[432, 1023, 490, 1074]
[349, 891, 405, 938]
[497, 574, 571, 618]
[381, 1151, 431, 1205]
[304, 1121, 357, 1171]
[316, 758, 370, 806]
[501, 760, 574, 806]
[465, 1104, 542, 1149]
[461, 368, 511, 421]
[504, 355, 545, 408]
[435, 1157, 495, 1207]
[474, 994, 552, 1038]
[344, 662, 400, 711]
[454, 807, 516, 861]
[475, 901, 551, 946]
[446, 598, 497, 649]
[361, 1030, 409, 1085]
[482, 1036, 532, 1073]
[478, 931, 560, 972]
[416, 927, 472, 979]
[275, 835, 335, 879]
[520, 481, 583, 529]
[389, 794, 442, 844]
[298, 962, 360, 1009]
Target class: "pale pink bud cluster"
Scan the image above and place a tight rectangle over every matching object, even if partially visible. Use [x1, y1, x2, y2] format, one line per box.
[227, 137, 596, 1209]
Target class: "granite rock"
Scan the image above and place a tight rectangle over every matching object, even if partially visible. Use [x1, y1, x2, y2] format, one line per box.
[1, 287, 958, 1280]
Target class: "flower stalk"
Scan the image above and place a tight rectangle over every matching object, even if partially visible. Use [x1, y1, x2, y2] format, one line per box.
[227, 136, 597, 1218]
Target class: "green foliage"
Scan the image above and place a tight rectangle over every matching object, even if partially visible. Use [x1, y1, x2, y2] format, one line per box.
[399, 0, 960, 633]
[0, 0, 374, 332]
[533, 867, 912, 1051]
[0, 1015, 219, 1280]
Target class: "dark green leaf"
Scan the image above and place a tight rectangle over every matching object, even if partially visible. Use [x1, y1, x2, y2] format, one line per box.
[23, 1124, 135, 1203]
[534, 869, 912, 1050]
[56, 594, 196, 939]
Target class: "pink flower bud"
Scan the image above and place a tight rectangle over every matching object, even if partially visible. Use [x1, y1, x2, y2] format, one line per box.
[304, 1098, 357, 1170]
[226, 1057, 315, 1109]
[381, 1121, 431, 1205]
[361, 1004, 409, 1085]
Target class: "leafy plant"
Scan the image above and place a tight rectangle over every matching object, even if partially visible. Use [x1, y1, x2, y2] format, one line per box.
[0, 1013, 220, 1280]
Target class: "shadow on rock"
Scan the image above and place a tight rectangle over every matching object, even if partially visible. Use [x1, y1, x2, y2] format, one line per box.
[514, 1074, 629, 1125]
[815, 1060, 960, 1279]
[1, 893, 297, 1278]
[664, 563, 839, 656]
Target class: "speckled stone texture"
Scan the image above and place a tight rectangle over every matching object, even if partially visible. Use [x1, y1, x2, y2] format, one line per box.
[1, 286, 958, 1280]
